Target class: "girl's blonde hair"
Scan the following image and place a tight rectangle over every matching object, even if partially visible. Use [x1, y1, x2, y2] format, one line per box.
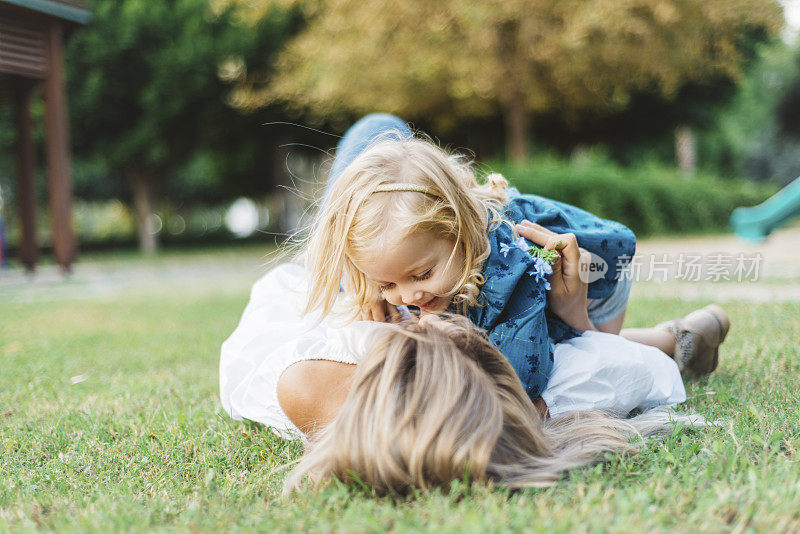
[283, 315, 686, 494]
[304, 134, 509, 318]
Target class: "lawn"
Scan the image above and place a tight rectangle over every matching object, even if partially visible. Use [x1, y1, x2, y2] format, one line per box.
[1, 250, 800, 532]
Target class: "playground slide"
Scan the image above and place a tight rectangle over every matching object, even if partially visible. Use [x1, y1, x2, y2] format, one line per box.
[730, 175, 800, 241]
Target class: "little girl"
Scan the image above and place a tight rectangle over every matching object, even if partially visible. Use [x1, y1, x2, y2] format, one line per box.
[220, 114, 729, 436]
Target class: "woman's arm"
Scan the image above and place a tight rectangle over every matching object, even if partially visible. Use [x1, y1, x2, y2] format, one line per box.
[277, 360, 357, 434]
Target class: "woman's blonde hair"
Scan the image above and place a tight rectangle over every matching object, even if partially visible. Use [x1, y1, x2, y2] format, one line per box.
[283, 315, 688, 494]
[304, 134, 509, 319]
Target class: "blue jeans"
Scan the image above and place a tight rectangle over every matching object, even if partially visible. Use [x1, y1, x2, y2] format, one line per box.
[324, 113, 412, 205]
[586, 275, 632, 326]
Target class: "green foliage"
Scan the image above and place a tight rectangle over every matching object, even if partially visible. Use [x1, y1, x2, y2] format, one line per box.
[528, 245, 559, 265]
[489, 151, 778, 236]
[228, 0, 782, 160]
[0, 99, 46, 211]
[66, 0, 297, 203]
[0, 0, 301, 219]
[696, 40, 800, 183]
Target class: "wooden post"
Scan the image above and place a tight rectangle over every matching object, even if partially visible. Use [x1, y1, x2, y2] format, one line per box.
[43, 19, 77, 272]
[13, 77, 39, 272]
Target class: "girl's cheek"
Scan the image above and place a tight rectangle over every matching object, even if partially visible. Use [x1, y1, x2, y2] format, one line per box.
[432, 276, 454, 296]
[420, 282, 437, 295]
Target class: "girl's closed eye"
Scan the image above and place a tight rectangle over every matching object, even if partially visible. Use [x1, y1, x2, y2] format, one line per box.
[379, 269, 431, 292]
[413, 269, 433, 281]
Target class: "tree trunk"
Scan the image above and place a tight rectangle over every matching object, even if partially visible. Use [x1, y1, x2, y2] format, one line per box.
[274, 139, 307, 236]
[497, 19, 529, 163]
[503, 92, 530, 163]
[675, 125, 697, 175]
[131, 171, 159, 254]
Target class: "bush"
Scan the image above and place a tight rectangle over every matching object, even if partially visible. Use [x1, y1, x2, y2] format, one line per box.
[1, 199, 278, 255]
[485, 152, 777, 237]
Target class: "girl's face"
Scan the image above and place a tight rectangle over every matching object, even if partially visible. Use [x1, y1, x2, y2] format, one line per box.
[354, 230, 465, 314]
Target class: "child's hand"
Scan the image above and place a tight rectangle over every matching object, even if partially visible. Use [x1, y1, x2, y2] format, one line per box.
[515, 221, 595, 333]
[360, 297, 403, 323]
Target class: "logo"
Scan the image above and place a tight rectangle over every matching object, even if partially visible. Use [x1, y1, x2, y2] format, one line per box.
[579, 251, 608, 284]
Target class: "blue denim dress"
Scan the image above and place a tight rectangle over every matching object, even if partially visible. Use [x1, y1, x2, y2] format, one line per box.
[467, 189, 636, 399]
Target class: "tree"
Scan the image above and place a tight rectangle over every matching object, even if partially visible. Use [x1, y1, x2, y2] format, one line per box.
[66, 0, 296, 252]
[224, 0, 783, 161]
[778, 49, 800, 140]
[695, 39, 800, 181]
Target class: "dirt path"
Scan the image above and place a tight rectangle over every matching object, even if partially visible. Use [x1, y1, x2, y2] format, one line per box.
[635, 223, 800, 280]
[628, 224, 800, 302]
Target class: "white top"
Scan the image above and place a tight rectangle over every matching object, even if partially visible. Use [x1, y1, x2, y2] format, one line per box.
[220, 262, 685, 438]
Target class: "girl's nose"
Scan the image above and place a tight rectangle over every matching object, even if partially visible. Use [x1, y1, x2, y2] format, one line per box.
[400, 287, 425, 306]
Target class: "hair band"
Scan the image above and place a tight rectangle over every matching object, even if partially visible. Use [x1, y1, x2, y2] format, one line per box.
[373, 183, 438, 197]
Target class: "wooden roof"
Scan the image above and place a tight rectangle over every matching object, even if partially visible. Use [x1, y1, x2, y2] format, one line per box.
[0, 0, 90, 24]
[0, 1, 89, 106]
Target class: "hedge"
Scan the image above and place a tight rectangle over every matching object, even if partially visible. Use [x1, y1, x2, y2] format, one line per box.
[485, 154, 777, 237]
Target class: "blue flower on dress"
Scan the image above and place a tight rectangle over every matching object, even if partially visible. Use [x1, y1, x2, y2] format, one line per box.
[500, 236, 531, 258]
[527, 256, 553, 290]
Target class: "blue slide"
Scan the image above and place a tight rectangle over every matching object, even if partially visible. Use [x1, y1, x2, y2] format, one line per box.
[730, 175, 800, 241]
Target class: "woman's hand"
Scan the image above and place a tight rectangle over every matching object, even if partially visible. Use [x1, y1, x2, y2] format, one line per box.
[514, 220, 596, 333]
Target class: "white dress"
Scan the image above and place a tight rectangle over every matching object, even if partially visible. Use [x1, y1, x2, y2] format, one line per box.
[220, 262, 685, 438]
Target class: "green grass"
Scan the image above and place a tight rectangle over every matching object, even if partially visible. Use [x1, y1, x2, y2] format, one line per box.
[2, 264, 800, 531]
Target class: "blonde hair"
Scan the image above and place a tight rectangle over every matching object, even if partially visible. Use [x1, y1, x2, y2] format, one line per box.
[304, 134, 509, 319]
[283, 315, 689, 494]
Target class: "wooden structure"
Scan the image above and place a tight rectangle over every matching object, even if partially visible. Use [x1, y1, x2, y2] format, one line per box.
[0, 0, 90, 272]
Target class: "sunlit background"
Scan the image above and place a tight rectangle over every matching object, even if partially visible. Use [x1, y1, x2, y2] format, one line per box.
[1, 0, 800, 264]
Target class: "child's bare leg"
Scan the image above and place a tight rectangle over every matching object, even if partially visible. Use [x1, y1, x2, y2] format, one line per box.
[593, 308, 627, 335]
[619, 327, 676, 357]
[590, 304, 677, 357]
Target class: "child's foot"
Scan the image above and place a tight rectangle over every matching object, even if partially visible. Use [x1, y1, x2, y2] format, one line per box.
[655, 304, 730, 375]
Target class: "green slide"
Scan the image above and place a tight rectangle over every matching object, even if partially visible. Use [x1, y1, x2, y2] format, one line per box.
[730, 175, 800, 241]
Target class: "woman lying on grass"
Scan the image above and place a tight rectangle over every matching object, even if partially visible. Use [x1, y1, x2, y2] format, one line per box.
[220, 114, 719, 492]
[221, 252, 704, 493]
[282, 313, 698, 494]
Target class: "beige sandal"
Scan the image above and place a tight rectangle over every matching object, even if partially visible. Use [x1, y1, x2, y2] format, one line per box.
[655, 304, 730, 375]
